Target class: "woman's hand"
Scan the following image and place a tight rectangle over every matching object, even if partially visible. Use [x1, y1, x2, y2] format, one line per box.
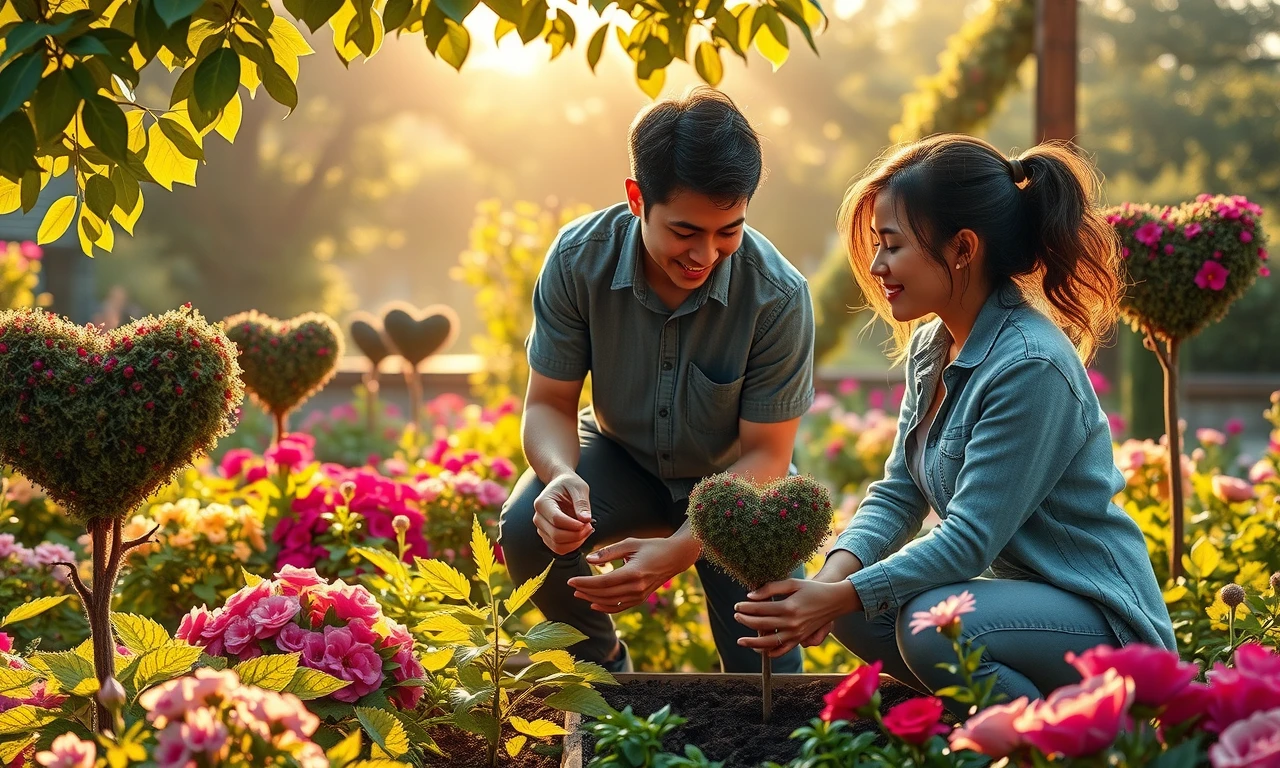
[734, 578, 857, 658]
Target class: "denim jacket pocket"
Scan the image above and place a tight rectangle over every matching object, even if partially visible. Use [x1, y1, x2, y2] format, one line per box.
[937, 422, 974, 498]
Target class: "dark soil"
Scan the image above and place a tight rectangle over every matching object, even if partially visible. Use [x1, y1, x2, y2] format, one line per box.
[424, 698, 566, 768]
[583, 677, 929, 767]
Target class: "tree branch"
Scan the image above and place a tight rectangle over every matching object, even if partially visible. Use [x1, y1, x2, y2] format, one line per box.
[54, 562, 92, 605]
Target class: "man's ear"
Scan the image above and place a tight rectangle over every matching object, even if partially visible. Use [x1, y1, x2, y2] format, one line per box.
[624, 179, 644, 218]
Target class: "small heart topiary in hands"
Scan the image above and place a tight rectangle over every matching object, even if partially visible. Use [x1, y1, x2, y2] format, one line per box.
[223, 310, 342, 444]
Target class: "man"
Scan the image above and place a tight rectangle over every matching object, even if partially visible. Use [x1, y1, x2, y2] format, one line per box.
[498, 87, 816, 674]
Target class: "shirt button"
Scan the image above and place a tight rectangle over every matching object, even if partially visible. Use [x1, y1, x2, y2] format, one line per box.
[659, 408, 669, 418]
[661, 452, 671, 460]
[662, 361, 673, 371]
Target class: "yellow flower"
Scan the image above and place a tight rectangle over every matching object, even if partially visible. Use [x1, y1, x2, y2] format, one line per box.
[238, 506, 267, 552]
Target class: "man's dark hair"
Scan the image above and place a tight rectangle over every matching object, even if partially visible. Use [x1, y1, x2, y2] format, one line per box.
[628, 87, 763, 215]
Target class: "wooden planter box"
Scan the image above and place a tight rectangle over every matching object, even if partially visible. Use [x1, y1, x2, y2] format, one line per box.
[559, 672, 861, 768]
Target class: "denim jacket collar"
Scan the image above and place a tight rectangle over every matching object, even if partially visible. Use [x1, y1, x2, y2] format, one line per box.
[911, 282, 1026, 382]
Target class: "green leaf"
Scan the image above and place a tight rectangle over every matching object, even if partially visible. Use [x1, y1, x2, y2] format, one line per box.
[517, 0, 548, 43]
[1, 595, 72, 627]
[30, 68, 81, 144]
[354, 547, 404, 577]
[1, 18, 76, 65]
[382, 0, 413, 30]
[193, 47, 241, 115]
[133, 644, 203, 691]
[586, 24, 607, 72]
[503, 561, 550, 615]
[415, 559, 471, 601]
[261, 60, 298, 112]
[18, 168, 37, 213]
[510, 716, 567, 738]
[454, 709, 499, 745]
[0, 52, 44, 122]
[111, 614, 172, 657]
[0, 705, 55, 737]
[752, 5, 789, 70]
[326, 729, 362, 766]
[355, 707, 410, 758]
[435, 0, 480, 23]
[472, 517, 496, 588]
[1149, 738, 1204, 768]
[84, 173, 115, 219]
[283, 667, 351, 700]
[694, 41, 723, 87]
[295, 0, 344, 33]
[153, 0, 205, 27]
[81, 95, 129, 162]
[542, 684, 612, 717]
[505, 734, 527, 757]
[485, 0, 522, 24]
[520, 621, 587, 652]
[157, 116, 203, 160]
[234, 653, 299, 691]
[30, 650, 95, 693]
[0, 735, 37, 765]
[438, 19, 471, 71]
[0, 669, 39, 698]
[529, 650, 576, 673]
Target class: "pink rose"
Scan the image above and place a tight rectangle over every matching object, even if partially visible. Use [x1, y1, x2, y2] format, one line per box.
[1236, 642, 1280, 678]
[1161, 682, 1213, 728]
[1197, 428, 1227, 447]
[223, 617, 260, 659]
[1250, 460, 1277, 484]
[244, 465, 269, 484]
[883, 696, 949, 744]
[390, 643, 424, 710]
[949, 696, 1030, 758]
[274, 565, 326, 596]
[35, 733, 96, 768]
[1014, 669, 1134, 758]
[179, 707, 229, 754]
[314, 626, 384, 702]
[1209, 707, 1280, 768]
[175, 607, 213, 645]
[216, 581, 272, 626]
[275, 623, 313, 654]
[1212, 475, 1255, 503]
[249, 595, 301, 638]
[307, 582, 381, 627]
[453, 471, 482, 496]
[821, 661, 882, 722]
[1066, 643, 1198, 707]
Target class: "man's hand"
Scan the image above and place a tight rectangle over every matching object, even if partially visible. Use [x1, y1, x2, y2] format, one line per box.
[734, 578, 856, 658]
[568, 536, 700, 613]
[532, 473, 595, 555]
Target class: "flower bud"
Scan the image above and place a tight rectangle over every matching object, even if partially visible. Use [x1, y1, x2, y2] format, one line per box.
[339, 481, 356, 503]
[393, 515, 410, 535]
[98, 676, 126, 712]
[1219, 583, 1246, 609]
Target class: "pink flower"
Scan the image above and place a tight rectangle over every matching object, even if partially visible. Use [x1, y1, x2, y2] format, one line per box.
[0, 633, 12, 654]
[809, 392, 837, 413]
[274, 565, 326, 596]
[1087, 369, 1111, 396]
[390, 643, 424, 710]
[1014, 669, 1134, 758]
[1065, 643, 1197, 707]
[1209, 707, 1280, 768]
[1249, 460, 1277, 484]
[1197, 428, 1227, 447]
[883, 696, 949, 744]
[1206, 658, 1280, 733]
[1262, 266, 1272, 278]
[1196, 260, 1230, 291]
[1242, 230, 1254, 243]
[275, 623, 313, 654]
[1212, 475, 1255, 503]
[1225, 418, 1245, 436]
[909, 590, 976, 635]
[223, 616, 260, 658]
[179, 706, 229, 754]
[453, 471, 482, 496]
[1236, 642, 1280, 678]
[315, 626, 384, 702]
[265, 434, 314, 472]
[176, 606, 213, 645]
[1160, 681, 1213, 727]
[838, 378, 859, 396]
[1184, 223, 1203, 239]
[218, 448, 256, 479]
[152, 728, 193, 768]
[35, 733, 96, 768]
[868, 390, 886, 409]
[476, 480, 509, 507]
[1107, 412, 1127, 436]
[307, 582, 381, 627]
[1135, 221, 1165, 247]
[139, 668, 237, 723]
[32, 542, 74, 566]
[949, 696, 1030, 758]
[821, 660, 882, 722]
[249, 595, 301, 638]
[489, 457, 516, 481]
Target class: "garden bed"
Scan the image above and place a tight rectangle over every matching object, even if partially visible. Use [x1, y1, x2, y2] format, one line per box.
[561, 672, 925, 768]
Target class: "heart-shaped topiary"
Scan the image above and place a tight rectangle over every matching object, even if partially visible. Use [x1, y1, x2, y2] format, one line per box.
[223, 310, 343, 419]
[1107, 194, 1269, 342]
[0, 305, 243, 520]
[348, 312, 391, 367]
[688, 473, 834, 589]
[382, 303, 458, 368]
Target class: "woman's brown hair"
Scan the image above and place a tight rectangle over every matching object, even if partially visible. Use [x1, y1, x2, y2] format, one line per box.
[837, 134, 1122, 364]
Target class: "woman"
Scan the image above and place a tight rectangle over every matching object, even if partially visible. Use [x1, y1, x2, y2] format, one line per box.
[733, 135, 1176, 716]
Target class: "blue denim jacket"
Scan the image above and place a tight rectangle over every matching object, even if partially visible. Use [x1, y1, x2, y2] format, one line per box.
[832, 284, 1176, 651]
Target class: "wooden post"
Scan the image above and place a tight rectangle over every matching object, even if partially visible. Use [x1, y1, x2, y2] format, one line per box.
[1035, 0, 1077, 143]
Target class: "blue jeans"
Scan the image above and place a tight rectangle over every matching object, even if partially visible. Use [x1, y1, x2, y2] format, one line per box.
[832, 577, 1121, 718]
[499, 429, 804, 673]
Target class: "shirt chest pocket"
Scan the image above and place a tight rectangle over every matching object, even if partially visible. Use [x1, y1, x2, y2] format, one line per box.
[936, 422, 974, 499]
[683, 362, 743, 436]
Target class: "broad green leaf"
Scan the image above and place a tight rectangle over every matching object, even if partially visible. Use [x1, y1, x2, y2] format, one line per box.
[30, 68, 80, 144]
[415, 559, 471, 601]
[234, 653, 299, 691]
[133, 644, 203, 691]
[435, 0, 480, 23]
[2, 595, 72, 627]
[193, 47, 240, 115]
[355, 707, 409, 758]
[510, 716, 567, 738]
[382, 0, 413, 29]
[17, 169, 36, 213]
[415, 613, 471, 643]
[752, 6, 788, 71]
[354, 547, 404, 577]
[0, 735, 37, 765]
[542, 683, 611, 717]
[485, 0, 522, 23]
[694, 41, 723, 86]
[81, 95, 129, 162]
[125, 108, 147, 152]
[503, 560, 550, 615]
[0, 705, 55, 737]
[283, 666, 350, 700]
[421, 647, 454, 672]
[519, 621, 587, 652]
[472, 517, 495, 587]
[1, 18, 76, 65]
[111, 185, 144, 234]
[0, 669, 39, 698]
[0, 52, 44, 122]
[154, 0, 204, 27]
[0, 112, 35, 178]
[1187, 538, 1221, 579]
[84, 173, 115, 219]
[157, 115, 203, 160]
[110, 613, 171, 655]
[586, 24, 608, 72]
[529, 650, 575, 672]
[0, 177, 19, 214]
[518, 0, 548, 44]
[29, 650, 94, 694]
[635, 66, 664, 99]
[326, 729, 362, 765]
[293, 0, 343, 34]
[143, 117, 198, 189]
[262, 60, 298, 112]
[505, 734, 527, 757]
[571, 660, 616, 685]
[453, 709, 499, 744]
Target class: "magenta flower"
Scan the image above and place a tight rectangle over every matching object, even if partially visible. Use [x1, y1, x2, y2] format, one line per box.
[1183, 223, 1203, 239]
[1241, 230, 1254, 243]
[249, 595, 301, 639]
[1066, 643, 1198, 707]
[1195, 260, 1230, 291]
[316, 626, 384, 702]
[1134, 221, 1165, 247]
[1209, 707, 1280, 768]
[275, 623, 313, 654]
[274, 565, 327, 596]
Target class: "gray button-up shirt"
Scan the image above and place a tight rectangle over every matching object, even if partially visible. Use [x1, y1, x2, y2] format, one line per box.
[527, 203, 816, 501]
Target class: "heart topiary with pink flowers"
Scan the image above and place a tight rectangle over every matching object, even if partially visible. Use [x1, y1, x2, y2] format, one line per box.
[223, 310, 342, 444]
[1106, 194, 1269, 583]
